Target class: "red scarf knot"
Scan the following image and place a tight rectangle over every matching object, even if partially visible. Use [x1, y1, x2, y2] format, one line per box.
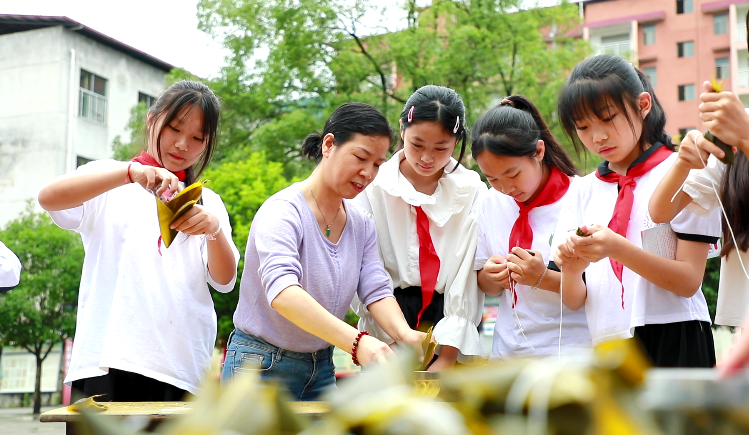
[594, 143, 673, 309]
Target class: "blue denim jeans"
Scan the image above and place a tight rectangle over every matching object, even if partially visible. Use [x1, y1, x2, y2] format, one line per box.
[220, 329, 336, 401]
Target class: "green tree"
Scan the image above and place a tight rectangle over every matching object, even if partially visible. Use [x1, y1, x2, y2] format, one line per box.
[0, 206, 83, 414]
[202, 152, 298, 342]
[112, 102, 148, 161]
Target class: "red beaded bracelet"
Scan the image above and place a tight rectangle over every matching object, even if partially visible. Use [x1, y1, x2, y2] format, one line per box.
[351, 331, 369, 366]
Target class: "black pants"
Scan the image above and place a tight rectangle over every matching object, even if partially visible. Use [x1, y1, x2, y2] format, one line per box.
[71, 368, 189, 402]
[393, 286, 444, 332]
[634, 320, 716, 368]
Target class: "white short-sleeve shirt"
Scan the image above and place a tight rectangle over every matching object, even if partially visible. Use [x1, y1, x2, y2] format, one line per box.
[551, 147, 721, 346]
[48, 160, 240, 394]
[0, 240, 21, 289]
[475, 180, 591, 359]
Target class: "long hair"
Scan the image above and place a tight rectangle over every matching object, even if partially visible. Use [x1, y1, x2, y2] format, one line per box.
[148, 80, 220, 185]
[301, 102, 393, 160]
[558, 54, 672, 154]
[399, 85, 467, 172]
[471, 95, 578, 176]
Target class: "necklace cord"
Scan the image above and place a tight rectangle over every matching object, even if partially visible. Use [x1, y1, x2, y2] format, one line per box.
[308, 181, 342, 237]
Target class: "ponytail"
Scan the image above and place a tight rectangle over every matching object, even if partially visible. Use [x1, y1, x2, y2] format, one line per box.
[471, 95, 579, 177]
[301, 133, 324, 160]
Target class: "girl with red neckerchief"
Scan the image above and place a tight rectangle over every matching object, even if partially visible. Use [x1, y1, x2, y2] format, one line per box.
[38, 81, 239, 401]
[551, 55, 720, 368]
[472, 95, 591, 359]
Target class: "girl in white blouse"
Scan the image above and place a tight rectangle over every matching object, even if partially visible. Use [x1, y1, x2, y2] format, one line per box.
[353, 85, 487, 371]
[472, 95, 591, 359]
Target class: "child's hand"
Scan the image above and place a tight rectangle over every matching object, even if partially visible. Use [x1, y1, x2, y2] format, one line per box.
[554, 232, 589, 275]
[170, 204, 220, 237]
[699, 80, 749, 155]
[482, 255, 510, 289]
[128, 163, 182, 199]
[569, 225, 625, 263]
[506, 247, 546, 287]
[675, 130, 714, 170]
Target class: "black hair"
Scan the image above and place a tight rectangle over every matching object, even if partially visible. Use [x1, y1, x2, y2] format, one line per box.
[558, 54, 672, 156]
[301, 102, 393, 160]
[399, 85, 467, 172]
[148, 80, 220, 185]
[471, 95, 579, 177]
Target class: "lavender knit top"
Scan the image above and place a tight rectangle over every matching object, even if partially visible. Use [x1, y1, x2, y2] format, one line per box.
[233, 184, 393, 352]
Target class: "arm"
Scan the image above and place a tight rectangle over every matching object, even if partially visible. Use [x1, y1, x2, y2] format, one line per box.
[271, 285, 394, 366]
[571, 226, 710, 298]
[0, 242, 21, 290]
[38, 162, 180, 211]
[367, 297, 425, 350]
[553, 237, 589, 311]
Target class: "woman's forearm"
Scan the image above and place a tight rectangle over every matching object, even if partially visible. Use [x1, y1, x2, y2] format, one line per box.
[39, 163, 130, 211]
[271, 285, 359, 352]
[367, 296, 411, 342]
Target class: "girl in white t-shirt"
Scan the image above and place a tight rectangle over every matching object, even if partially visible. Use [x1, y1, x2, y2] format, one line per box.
[353, 85, 487, 370]
[472, 95, 591, 359]
[38, 80, 240, 401]
[552, 54, 721, 367]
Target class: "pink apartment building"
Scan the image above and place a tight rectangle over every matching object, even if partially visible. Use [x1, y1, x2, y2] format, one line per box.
[579, 0, 749, 138]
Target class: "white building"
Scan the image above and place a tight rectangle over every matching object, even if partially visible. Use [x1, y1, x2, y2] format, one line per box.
[0, 15, 172, 226]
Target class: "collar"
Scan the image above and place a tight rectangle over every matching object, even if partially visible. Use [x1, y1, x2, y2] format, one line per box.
[371, 150, 482, 227]
[597, 142, 667, 177]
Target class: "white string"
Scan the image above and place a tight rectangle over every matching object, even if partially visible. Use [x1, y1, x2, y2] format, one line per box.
[674, 142, 749, 283]
[509, 276, 535, 350]
[558, 265, 563, 360]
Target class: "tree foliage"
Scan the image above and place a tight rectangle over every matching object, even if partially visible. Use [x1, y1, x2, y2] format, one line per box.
[203, 153, 297, 341]
[0, 205, 83, 413]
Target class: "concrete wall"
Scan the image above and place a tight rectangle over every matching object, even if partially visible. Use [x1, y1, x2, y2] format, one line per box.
[0, 26, 167, 227]
[585, 0, 749, 138]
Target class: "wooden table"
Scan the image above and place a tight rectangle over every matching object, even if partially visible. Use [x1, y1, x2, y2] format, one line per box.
[41, 401, 331, 434]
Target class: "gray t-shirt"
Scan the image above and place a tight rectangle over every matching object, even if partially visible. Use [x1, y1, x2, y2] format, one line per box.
[233, 184, 393, 352]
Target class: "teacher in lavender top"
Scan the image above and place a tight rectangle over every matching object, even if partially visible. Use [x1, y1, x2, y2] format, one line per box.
[221, 102, 426, 401]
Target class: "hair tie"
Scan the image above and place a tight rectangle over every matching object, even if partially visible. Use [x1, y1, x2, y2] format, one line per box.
[407, 105, 415, 123]
[500, 98, 515, 107]
[453, 116, 460, 134]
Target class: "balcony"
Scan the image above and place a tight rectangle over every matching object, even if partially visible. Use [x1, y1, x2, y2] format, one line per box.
[596, 41, 632, 58]
[738, 22, 747, 43]
[79, 88, 107, 124]
[739, 68, 749, 88]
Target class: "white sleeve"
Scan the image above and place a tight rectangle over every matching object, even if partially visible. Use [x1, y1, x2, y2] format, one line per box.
[682, 154, 725, 217]
[433, 191, 486, 362]
[202, 189, 240, 293]
[474, 195, 492, 271]
[671, 204, 722, 241]
[0, 241, 21, 289]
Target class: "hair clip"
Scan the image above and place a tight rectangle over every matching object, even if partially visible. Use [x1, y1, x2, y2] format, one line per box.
[407, 105, 415, 123]
[453, 116, 460, 134]
[500, 98, 515, 107]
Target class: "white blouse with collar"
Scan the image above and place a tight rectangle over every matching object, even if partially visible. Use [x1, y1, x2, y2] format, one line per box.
[351, 150, 488, 361]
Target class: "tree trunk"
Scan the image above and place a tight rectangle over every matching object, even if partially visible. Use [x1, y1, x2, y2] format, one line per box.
[33, 351, 42, 415]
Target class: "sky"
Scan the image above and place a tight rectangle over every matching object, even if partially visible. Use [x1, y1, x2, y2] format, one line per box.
[1, 0, 563, 79]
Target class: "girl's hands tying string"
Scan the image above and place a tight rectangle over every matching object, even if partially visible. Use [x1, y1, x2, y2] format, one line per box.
[506, 247, 545, 287]
[482, 255, 511, 289]
[568, 224, 626, 263]
[128, 163, 182, 199]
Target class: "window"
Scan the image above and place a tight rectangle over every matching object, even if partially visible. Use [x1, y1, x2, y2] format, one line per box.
[138, 92, 156, 107]
[716, 57, 730, 79]
[644, 67, 657, 87]
[678, 84, 696, 101]
[677, 41, 694, 57]
[76, 156, 93, 168]
[677, 0, 693, 14]
[599, 34, 631, 57]
[642, 25, 656, 45]
[714, 13, 728, 35]
[79, 70, 107, 124]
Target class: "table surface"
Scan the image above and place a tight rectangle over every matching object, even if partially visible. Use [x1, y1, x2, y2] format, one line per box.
[40, 401, 331, 422]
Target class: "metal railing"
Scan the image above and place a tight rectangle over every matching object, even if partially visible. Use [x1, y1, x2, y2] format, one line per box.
[596, 41, 632, 58]
[79, 88, 107, 124]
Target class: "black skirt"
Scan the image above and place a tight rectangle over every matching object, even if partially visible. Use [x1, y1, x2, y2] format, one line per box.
[71, 368, 189, 402]
[393, 286, 444, 332]
[634, 320, 716, 368]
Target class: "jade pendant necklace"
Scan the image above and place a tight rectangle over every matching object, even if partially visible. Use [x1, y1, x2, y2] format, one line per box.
[308, 181, 342, 237]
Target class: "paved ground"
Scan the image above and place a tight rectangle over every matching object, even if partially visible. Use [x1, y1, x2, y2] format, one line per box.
[0, 406, 65, 435]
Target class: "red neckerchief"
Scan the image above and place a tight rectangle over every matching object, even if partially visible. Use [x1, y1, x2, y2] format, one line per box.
[415, 206, 440, 327]
[595, 142, 673, 309]
[507, 166, 571, 307]
[132, 151, 186, 182]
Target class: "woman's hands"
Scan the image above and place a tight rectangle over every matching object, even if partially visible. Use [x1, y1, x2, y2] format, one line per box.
[170, 204, 220, 237]
[355, 334, 396, 367]
[699, 81, 749, 155]
[675, 130, 726, 171]
[506, 247, 546, 287]
[128, 162, 182, 200]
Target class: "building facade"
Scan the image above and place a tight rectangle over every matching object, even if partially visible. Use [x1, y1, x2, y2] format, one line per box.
[0, 15, 172, 226]
[580, 0, 749, 138]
